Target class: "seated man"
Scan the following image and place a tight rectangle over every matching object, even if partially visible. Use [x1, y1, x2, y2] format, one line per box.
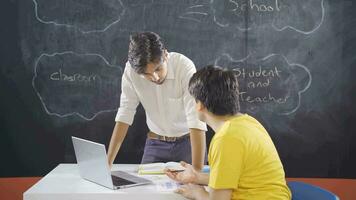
[165, 65, 291, 200]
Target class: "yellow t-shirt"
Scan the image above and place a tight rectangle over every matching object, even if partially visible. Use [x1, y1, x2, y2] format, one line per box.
[208, 114, 291, 200]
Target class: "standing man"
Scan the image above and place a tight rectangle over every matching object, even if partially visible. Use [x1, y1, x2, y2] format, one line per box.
[107, 32, 207, 170]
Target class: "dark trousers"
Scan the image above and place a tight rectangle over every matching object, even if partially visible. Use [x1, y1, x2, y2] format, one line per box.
[141, 136, 193, 164]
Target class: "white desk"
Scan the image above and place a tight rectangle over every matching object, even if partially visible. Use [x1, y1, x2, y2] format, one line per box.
[24, 164, 186, 200]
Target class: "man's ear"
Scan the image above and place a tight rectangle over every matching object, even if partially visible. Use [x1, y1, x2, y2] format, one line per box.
[196, 100, 205, 112]
[161, 49, 168, 62]
[164, 49, 169, 59]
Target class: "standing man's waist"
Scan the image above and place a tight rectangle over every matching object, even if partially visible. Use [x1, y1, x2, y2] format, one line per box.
[147, 131, 189, 142]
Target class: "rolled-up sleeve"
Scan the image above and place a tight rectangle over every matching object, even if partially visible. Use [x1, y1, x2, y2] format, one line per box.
[115, 65, 140, 125]
[181, 61, 207, 131]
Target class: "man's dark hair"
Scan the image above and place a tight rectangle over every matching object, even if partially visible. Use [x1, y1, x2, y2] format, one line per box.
[128, 32, 165, 74]
[189, 65, 240, 116]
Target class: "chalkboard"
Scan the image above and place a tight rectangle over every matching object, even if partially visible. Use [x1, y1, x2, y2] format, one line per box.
[1, 0, 355, 178]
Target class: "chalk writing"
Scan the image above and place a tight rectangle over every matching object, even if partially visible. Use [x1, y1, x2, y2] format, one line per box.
[209, 0, 324, 34]
[228, 0, 281, 13]
[32, 52, 121, 120]
[247, 78, 271, 89]
[239, 92, 289, 104]
[50, 69, 101, 84]
[215, 53, 312, 115]
[234, 66, 282, 79]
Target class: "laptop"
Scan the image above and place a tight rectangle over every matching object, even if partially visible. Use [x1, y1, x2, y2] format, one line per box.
[72, 136, 152, 189]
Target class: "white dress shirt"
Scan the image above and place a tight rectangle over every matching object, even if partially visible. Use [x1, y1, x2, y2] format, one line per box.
[115, 52, 207, 137]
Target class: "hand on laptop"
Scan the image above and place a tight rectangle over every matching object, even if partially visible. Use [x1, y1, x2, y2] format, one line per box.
[164, 161, 198, 184]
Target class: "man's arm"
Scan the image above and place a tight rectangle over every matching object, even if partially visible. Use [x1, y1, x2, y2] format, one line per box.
[176, 185, 232, 200]
[195, 172, 209, 185]
[190, 128, 206, 171]
[165, 161, 209, 185]
[208, 189, 233, 200]
[108, 64, 139, 168]
[107, 122, 129, 168]
[166, 163, 232, 200]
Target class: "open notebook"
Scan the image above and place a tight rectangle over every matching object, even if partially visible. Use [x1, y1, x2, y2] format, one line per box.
[138, 162, 186, 175]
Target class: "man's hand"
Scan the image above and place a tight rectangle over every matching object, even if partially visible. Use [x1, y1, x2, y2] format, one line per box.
[164, 161, 198, 184]
[175, 183, 207, 200]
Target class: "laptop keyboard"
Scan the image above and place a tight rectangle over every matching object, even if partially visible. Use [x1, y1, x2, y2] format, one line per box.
[111, 175, 136, 186]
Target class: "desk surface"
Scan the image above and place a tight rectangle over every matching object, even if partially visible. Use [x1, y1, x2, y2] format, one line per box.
[24, 164, 186, 200]
[22, 164, 356, 200]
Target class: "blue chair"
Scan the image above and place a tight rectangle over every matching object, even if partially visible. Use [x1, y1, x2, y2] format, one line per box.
[288, 181, 339, 200]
